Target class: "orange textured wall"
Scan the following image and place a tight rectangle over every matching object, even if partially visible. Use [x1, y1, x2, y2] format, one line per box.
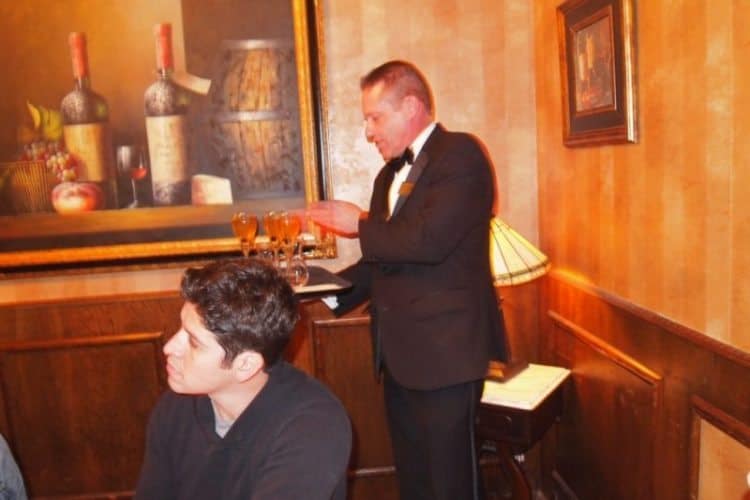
[534, 1, 750, 353]
[322, 0, 538, 264]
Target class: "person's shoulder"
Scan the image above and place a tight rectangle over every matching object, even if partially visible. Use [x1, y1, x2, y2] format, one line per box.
[273, 362, 348, 418]
[270, 364, 351, 452]
[429, 124, 486, 156]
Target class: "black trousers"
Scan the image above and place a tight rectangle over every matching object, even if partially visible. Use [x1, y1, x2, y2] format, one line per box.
[383, 369, 484, 500]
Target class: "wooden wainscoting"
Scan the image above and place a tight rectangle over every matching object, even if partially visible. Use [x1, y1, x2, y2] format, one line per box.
[0, 292, 183, 499]
[540, 271, 750, 500]
[0, 333, 164, 498]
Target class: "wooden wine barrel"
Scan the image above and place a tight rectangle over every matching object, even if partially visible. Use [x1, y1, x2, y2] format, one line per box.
[207, 39, 303, 200]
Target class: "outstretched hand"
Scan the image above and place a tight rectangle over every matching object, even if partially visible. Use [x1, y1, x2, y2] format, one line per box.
[306, 200, 365, 238]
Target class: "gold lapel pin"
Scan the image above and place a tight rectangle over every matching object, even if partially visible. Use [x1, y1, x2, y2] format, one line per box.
[399, 182, 414, 197]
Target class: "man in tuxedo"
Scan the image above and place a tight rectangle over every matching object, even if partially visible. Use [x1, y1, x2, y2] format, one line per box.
[316, 60, 506, 500]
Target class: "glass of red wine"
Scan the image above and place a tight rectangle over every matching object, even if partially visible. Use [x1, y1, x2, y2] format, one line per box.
[116, 145, 148, 208]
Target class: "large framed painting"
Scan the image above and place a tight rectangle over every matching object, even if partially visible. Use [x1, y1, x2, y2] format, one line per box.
[557, 0, 638, 147]
[0, 0, 332, 274]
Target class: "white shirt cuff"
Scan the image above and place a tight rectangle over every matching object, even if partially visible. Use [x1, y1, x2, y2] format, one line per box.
[321, 295, 339, 310]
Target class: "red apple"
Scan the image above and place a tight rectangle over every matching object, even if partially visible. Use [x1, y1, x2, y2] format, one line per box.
[51, 181, 103, 214]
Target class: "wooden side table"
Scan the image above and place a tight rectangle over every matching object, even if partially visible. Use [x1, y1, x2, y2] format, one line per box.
[476, 364, 570, 499]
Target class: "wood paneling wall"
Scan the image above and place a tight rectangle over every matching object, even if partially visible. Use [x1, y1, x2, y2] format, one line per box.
[541, 271, 750, 500]
[0, 293, 182, 498]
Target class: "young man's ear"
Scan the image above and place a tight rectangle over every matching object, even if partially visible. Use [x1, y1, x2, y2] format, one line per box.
[232, 351, 265, 382]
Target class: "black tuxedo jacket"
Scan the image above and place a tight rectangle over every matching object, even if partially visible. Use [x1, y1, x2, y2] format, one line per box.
[334, 124, 506, 390]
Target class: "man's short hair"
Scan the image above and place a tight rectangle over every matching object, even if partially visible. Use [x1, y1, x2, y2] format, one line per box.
[181, 259, 298, 368]
[360, 60, 434, 116]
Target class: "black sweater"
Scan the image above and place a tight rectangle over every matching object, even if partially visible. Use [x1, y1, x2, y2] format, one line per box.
[135, 361, 351, 500]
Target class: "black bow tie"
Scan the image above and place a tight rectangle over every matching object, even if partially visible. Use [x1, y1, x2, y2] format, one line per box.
[388, 148, 414, 173]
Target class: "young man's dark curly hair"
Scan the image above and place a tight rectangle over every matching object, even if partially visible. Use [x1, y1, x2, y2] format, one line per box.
[180, 258, 298, 368]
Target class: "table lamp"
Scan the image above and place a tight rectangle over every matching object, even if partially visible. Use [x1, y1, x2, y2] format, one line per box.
[486, 217, 551, 381]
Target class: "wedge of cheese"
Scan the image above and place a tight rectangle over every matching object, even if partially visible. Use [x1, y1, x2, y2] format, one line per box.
[191, 174, 233, 205]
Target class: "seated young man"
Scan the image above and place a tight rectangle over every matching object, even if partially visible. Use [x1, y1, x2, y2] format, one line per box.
[135, 259, 351, 500]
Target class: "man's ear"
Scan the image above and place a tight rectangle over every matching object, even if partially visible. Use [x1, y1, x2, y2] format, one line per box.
[232, 351, 265, 382]
[403, 94, 421, 118]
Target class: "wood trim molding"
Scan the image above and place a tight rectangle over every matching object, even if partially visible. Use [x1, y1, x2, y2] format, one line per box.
[311, 314, 370, 328]
[690, 395, 750, 448]
[548, 310, 662, 386]
[688, 395, 750, 497]
[549, 270, 750, 369]
[0, 331, 164, 352]
[349, 465, 397, 478]
[0, 290, 180, 309]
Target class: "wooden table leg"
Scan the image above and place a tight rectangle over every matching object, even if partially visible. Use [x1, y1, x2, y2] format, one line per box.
[480, 440, 532, 500]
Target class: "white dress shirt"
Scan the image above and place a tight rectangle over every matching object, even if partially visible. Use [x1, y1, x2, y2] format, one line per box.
[388, 122, 436, 216]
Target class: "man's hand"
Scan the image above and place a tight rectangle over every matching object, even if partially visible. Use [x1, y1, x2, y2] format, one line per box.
[306, 200, 364, 238]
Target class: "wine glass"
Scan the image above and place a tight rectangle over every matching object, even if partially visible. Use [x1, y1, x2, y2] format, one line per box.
[231, 212, 258, 258]
[254, 236, 276, 266]
[279, 213, 302, 261]
[286, 235, 309, 287]
[263, 211, 283, 266]
[116, 145, 148, 208]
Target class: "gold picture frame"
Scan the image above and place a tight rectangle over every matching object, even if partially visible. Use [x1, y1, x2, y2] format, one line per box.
[557, 0, 638, 147]
[0, 0, 333, 274]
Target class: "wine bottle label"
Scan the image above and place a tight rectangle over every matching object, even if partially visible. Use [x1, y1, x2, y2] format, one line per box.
[191, 174, 233, 205]
[63, 123, 114, 182]
[146, 115, 190, 205]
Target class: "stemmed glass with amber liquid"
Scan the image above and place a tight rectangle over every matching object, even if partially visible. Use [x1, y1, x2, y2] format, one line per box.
[231, 212, 258, 258]
[279, 213, 302, 260]
[263, 211, 283, 266]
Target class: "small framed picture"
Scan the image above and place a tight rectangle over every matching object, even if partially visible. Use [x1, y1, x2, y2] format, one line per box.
[557, 0, 638, 147]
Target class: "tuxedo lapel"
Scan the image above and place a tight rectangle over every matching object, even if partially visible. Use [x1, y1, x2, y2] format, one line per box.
[391, 151, 428, 217]
[391, 124, 444, 217]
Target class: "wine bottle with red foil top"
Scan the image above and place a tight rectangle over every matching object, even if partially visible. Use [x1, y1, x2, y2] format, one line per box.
[60, 32, 118, 209]
[145, 22, 191, 206]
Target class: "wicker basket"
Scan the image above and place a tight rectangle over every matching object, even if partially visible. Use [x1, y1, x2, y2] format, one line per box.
[0, 161, 55, 215]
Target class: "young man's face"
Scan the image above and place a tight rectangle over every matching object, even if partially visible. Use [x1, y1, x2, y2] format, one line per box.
[163, 302, 235, 396]
[361, 80, 411, 162]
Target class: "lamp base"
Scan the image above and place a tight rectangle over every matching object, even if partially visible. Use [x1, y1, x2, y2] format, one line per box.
[486, 359, 529, 382]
